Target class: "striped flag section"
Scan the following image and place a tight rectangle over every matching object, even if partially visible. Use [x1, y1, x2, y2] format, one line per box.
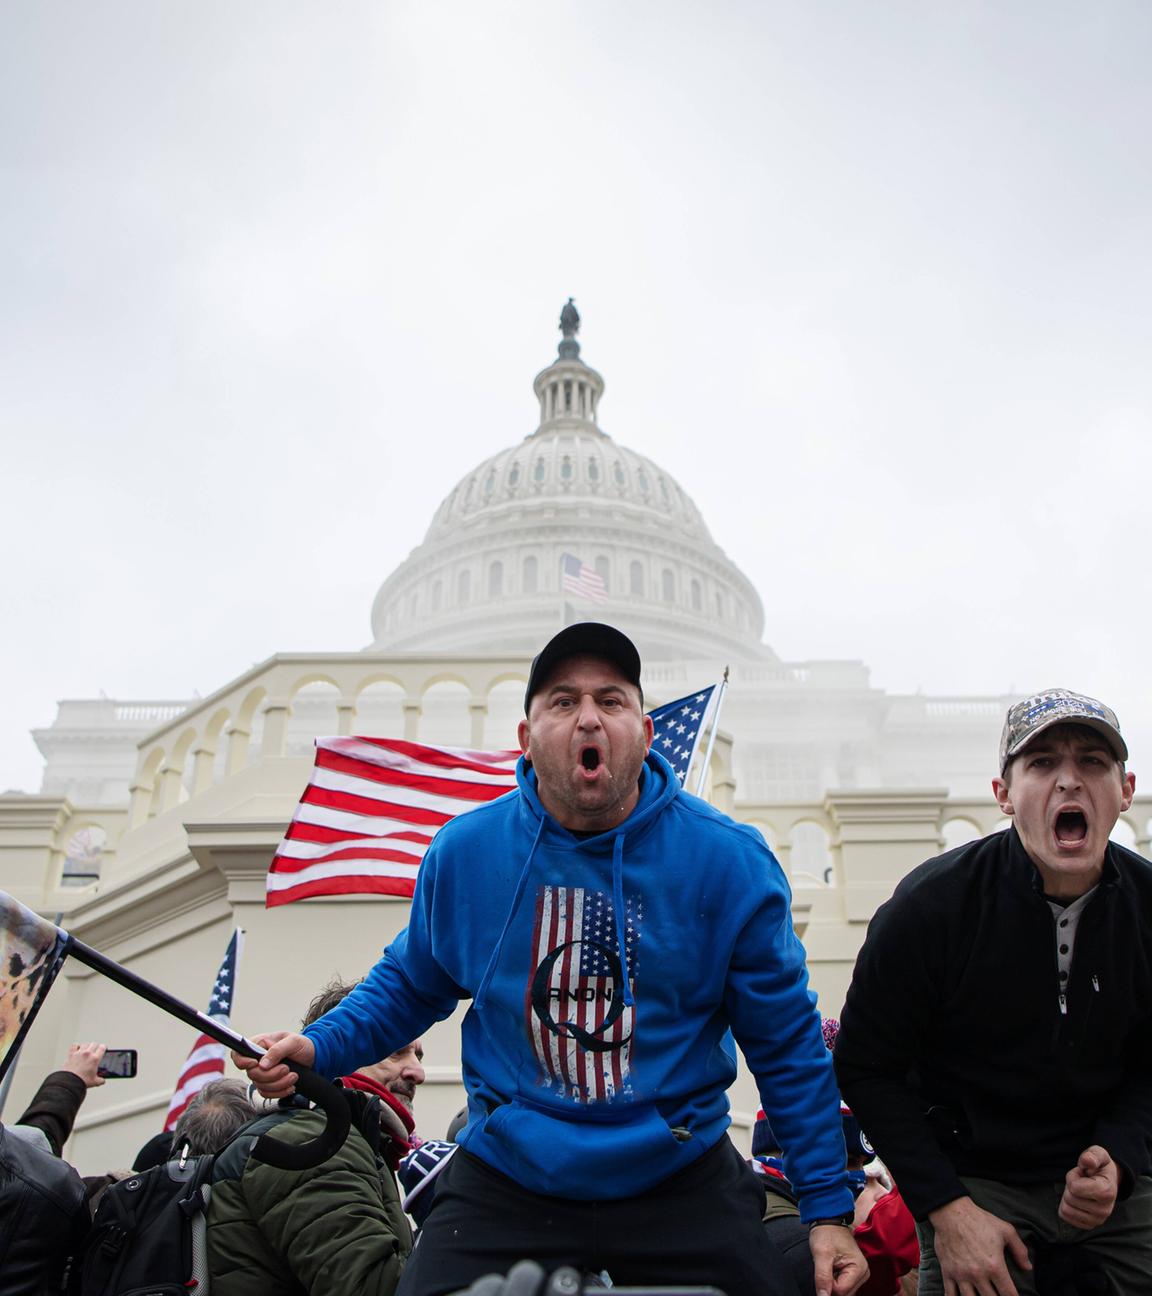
[561, 553, 608, 604]
[164, 927, 243, 1132]
[266, 738, 520, 907]
[527, 885, 639, 1102]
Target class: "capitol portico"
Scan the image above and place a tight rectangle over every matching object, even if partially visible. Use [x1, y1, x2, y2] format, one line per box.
[3, 303, 1150, 1171]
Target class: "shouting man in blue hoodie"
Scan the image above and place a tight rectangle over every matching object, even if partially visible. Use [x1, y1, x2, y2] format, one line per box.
[239, 623, 866, 1296]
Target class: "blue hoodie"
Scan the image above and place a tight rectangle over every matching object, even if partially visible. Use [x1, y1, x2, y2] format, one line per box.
[304, 750, 852, 1217]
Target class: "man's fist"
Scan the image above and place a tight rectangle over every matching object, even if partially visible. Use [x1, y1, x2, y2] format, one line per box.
[230, 1031, 315, 1100]
[1060, 1146, 1119, 1230]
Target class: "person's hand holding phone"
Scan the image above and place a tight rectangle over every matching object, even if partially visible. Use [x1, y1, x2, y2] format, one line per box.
[63, 1042, 108, 1087]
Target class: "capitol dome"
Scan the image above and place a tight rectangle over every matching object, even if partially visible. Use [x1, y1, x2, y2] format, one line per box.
[369, 303, 771, 661]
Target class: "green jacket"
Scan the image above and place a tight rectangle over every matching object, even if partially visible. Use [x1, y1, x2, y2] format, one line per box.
[207, 1093, 412, 1296]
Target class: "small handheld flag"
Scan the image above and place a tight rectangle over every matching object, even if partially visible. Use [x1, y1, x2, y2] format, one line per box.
[164, 928, 244, 1131]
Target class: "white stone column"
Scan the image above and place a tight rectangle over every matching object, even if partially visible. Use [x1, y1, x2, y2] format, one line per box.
[156, 763, 184, 813]
[336, 701, 357, 736]
[469, 699, 488, 748]
[127, 780, 152, 828]
[190, 747, 216, 796]
[224, 724, 251, 776]
[258, 699, 292, 758]
[403, 699, 423, 741]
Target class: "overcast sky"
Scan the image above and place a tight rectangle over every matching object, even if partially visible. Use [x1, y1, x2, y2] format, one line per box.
[3, 1, 1150, 793]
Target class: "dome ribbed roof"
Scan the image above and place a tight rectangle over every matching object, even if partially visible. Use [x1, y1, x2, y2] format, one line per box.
[367, 309, 769, 662]
[425, 425, 712, 543]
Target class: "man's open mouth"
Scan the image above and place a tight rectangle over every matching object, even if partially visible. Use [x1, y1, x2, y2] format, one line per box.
[1055, 809, 1088, 846]
[579, 747, 602, 773]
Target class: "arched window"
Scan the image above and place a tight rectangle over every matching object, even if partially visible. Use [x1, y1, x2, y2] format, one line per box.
[715, 591, 724, 620]
[488, 561, 503, 597]
[588, 458, 600, 482]
[458, 569, 471, 605]
[637, 468, 650, 496]
[614, 462, 626, 487]
[483, 470, 497, 500]
[691, 579, 702, 611]
[662, 569, 675, 602]
[595, 556, 610, 590]
[630, 561, 644, 596]
[560, 455, 573, 481]
[534, 458, 546, 483]
[523, 556, 538, 594]
[507, 462, 521, 487]
[431, 580, 442, 612]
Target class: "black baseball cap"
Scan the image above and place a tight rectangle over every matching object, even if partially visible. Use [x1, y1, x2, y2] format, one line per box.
[524, 623, 643, 713]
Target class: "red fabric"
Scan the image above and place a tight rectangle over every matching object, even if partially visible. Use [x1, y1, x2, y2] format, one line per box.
[855, 1185, 919, 1296]
[339, 1072, 416, 1170]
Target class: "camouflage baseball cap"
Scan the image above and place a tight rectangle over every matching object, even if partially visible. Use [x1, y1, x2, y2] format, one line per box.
[999, 688, 1127, 773]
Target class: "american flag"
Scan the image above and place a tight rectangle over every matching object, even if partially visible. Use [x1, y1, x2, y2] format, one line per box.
[267, 685, 718, 907]
[647, 685, 717, 785]
[527, 886, 640, 1103]
[561, 553, 608, 604]
[164, 928, 243, 1132]
[266, 738, 520, 907]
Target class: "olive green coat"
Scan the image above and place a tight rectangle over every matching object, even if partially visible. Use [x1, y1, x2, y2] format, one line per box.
[207, 1096, 412, 1296]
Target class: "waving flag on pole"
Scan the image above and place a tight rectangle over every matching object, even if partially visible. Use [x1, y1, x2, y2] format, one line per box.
[0, 894, 68, 1085]
[267, 686, 723, 907]
[267, 739, 520, 907]
[561, 553, 608, 604]
[647, 685, 719, 786]
[164, 927, 243, 1131]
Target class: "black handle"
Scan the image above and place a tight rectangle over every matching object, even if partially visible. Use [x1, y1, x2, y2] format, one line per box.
[252, 1064, 352, 1170]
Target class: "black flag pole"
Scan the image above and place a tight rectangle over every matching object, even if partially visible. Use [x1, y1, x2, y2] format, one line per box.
[0, 888, 348, 1171]
[65, 935, 262, 1061]
[60, 932, 349, 1170]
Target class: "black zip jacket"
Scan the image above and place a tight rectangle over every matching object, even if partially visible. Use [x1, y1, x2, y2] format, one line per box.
[834, 826, 1152, 1221]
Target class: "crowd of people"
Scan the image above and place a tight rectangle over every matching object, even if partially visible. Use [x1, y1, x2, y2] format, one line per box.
[2, 623, 1147, 1296]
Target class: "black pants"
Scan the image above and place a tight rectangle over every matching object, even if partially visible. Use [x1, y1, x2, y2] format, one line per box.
[397, 1136, 799, 1296]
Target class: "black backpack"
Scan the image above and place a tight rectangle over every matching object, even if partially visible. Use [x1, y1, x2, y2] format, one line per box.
[81, 1154, 214, 1296]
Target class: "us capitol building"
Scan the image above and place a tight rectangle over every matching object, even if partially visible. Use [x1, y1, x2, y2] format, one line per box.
[4, 304, 1149, 1169]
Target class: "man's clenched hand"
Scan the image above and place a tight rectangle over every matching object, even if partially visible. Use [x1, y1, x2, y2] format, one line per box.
[231, 1031, 315, 1099]
[1059, 1146, 1119, 1230]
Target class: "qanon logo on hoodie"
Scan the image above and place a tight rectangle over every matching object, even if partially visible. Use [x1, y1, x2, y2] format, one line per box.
[525, 885, 640, 1103]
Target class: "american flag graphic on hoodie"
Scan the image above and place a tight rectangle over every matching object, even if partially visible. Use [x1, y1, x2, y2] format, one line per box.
[526, 886, 641, 1103]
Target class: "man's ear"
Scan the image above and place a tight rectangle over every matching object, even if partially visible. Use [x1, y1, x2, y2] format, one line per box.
[1121, 770, 1136, 812]
[643, 713, 654, 751]
[517, 718, 531, 760]
[992, 776, 1014, 815]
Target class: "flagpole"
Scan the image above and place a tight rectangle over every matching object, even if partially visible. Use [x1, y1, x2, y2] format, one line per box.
[693, 667, 730, 799]
[63, 934, 349, 1170]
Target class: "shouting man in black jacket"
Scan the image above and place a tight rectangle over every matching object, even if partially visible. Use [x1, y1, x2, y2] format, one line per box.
[835, 688, 1152, 1296]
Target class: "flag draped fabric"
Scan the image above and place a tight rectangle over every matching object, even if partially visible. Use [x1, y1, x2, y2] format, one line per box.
[646, 685, 717, 785]
[164, 928, 243, 1132]
[266, 738, 520, 907]
[561, 553, 608, 604]
[0, 892, 69, 1084]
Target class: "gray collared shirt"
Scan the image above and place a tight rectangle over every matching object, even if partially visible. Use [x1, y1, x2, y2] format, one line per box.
[1047, 885, 1098, 1013]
